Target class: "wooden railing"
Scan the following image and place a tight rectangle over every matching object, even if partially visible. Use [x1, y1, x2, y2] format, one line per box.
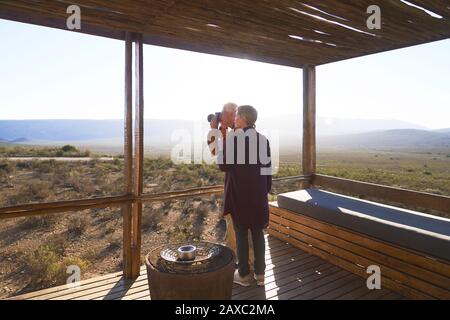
[0, 185, 226, 220]
[2, 170, 447, 283]
[0, 174, 309, 279]
[0, 174, 311, 220]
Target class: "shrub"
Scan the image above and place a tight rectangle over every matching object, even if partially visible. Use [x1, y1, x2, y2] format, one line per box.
[82, 248, 99, 262]
[32, 160, 54, 174]
[159, 202, 172, 216]
[175, 219, 192, 236]
[67, 215, 89, 235]
[16, 161, 32, 169]
[25, 244, 89, 288]
[196, 204, 209, 221]
[62, 145, 78, 153]
[113, 158, 121, 166]
[107, 234, 121, 250]
[0, 160, 15, 184]
[0, 160, 14, 174]
[46, 234, 68, 256]
[60, 257, 89, 279]
[66, 171, 95, 194]
[171, 216, 195, 241]
[22, 215, 57, 230]
[142, 209, 163, 231]
[8, 181, 53, 206]
[26, 244, 60, 287]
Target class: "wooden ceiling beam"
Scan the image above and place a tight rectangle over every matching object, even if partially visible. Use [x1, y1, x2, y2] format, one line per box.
[0, 0, 449, 67]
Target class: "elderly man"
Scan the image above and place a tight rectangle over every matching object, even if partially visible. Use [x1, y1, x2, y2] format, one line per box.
[207, 103, 256, 272]
[207, 103, 237, 156]
[211, 105, 272, 287]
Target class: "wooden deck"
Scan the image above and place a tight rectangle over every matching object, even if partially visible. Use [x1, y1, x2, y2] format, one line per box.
[9, 235, 404, 300]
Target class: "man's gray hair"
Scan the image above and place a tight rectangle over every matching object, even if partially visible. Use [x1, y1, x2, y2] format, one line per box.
[237, 105, 258, 127]
[223, 102, 238, 113]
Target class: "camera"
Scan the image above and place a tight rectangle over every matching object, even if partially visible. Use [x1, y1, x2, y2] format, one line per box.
[207, 112, 222, 124]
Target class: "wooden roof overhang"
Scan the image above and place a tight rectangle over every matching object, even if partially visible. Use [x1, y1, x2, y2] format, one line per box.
[1, 0, 450, 68]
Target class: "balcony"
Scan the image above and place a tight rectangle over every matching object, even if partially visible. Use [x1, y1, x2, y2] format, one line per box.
[1, 0, 449, 301]
[8, 234, 404, 300]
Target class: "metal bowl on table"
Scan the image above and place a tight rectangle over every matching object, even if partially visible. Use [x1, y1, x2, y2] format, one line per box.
[177, 245, 197, 261]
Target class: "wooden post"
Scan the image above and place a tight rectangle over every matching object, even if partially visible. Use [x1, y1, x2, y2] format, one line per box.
[131, 33, 144, 278]
[302, 66, 316, 188]
[122, 31, 133, 278]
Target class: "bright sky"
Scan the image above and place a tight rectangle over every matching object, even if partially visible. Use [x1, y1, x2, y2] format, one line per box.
[0, 19, 449, 129]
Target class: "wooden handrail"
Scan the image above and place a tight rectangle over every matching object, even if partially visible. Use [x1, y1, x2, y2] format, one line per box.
[273, 174, 312, 183]
[139, 185, 224, 203]
[0, 185, 225, 220]
[0, 174, 312, 220]
[0, 195, 133, 220]
[313, 174, 450, 215]
[2, 173, 446, 219]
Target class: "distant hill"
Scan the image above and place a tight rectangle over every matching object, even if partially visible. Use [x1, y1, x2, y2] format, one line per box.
[318, 129, 450, 150]
[0, 119, 191, 147]
[435, 128, 450, 133]
[257, 114, 427, 137]
[0, 118, 448, 151]
[0, 120, 124, 142]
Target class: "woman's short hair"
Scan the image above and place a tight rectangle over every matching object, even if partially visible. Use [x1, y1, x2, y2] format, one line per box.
[237, 105, 258, 127]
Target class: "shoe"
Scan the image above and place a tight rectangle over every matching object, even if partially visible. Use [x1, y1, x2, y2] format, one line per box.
[254, 273, 265, 286]
[233, 270, 252, 287]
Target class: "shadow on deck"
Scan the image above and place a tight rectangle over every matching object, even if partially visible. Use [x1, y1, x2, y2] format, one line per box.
[9, 235, 404, 300]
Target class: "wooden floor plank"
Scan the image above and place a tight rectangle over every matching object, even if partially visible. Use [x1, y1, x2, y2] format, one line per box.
[76, 280, 149, 300]
[232, 255, 324, 295]
[49, 270, 148, 300]
[294, 273, 359, 300]
[122, 289, 151, 300]
[357, 287, 393, 300]
[232, 250, 313, 293]
[272, 269, 348, 300]
[14, 266, 147, 300]
[265, 246, 298, 260]
[265, 237, 287, 249]
[336, 284, 374, 300]
[314, 278, 365, 300]
[111, 286, 150, 301]
[261, 266, 342, 300]
[56, 238, 298, 300]
[232, 252, 313, 294]
[250, 265, 342, 300]
[233, 261, 333, 300]
[262, 242, 294, 255]
[11, 270, 125, 300]
[6, 235, 406, 301]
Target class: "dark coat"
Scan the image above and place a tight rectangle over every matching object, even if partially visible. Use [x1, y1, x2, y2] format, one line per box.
[218, 126, 272, 229]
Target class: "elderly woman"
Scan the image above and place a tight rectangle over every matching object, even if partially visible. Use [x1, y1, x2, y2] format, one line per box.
[207, 102, 257, 271]
[218, 105, 272, 287]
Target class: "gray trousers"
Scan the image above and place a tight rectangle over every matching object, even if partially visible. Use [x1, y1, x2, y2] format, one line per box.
[233, 221, 266, 276]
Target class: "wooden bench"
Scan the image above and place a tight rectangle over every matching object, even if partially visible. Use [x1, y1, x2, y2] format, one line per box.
[269, 201, 450, 300]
